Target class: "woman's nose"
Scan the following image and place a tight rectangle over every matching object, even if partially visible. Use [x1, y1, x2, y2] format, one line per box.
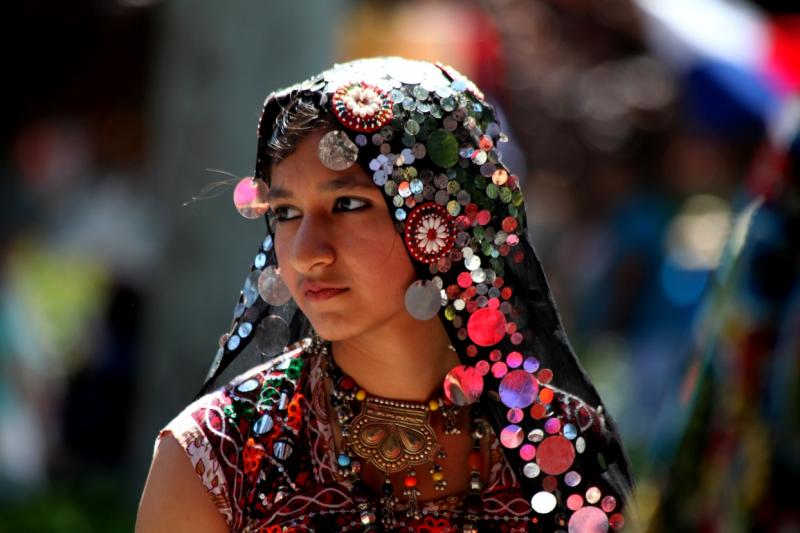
[289, 214, 336, 273]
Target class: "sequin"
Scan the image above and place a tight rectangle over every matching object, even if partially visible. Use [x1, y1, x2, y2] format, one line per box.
[531, 403, 547, 420]
[564, 471, 582, 487]
[524, 357, 540, 373]
[440, 200, 457, 218]
[234, 177, 269, 219]
[567, 494, 584, 511]
[507, 408, 524, 423]
[568, 505, 608, 533]
[536, 436, 575, 475]
[519, 443, 536, 461]
[471, 269, 486, 284]
[262, 234, 273, 251]
[237, 378, 259, 392]
[601, 495, 617, 513]
[238, 322, 253, 338]
[426, 130, 459, 168]
[317, 130, 359, 171]
[528, 429, 545, 442]
[467, 307, 506, 346]
[254, 253, 267, 269]
[609, 514, 625, 529]
[576, 436, 586, 453]
[531, 491, 557, 514]
[373, 170, 387, 186]
[492, 168, 509, 185]
[499, 370, 539, 408]
[491, 361, 508, 378]
[523, 462, 540, 478]
[273, 440, 293, 460]
[475, 360, 490, 376]
[253, 414, 274, 435]
[443, 365, 483, 406]
[257, 266, 292, 306]
[227, 334, 241, 351]
[507, 351, 523, 368]
[586, 487, 602, 504]
[544, 418, 561, 434]
[404, 279, 442, 320]
[465, 255, 481, 271]
[563, 423, 578, 440]
[500, 425, 524, 448]
[253, 315, 290, 356]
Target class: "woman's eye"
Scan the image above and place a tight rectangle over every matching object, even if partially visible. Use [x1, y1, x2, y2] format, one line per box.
[334, 197, 369, 212]
[272, 205, 301, 221]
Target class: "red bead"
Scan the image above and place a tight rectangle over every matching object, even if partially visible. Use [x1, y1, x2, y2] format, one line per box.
[339, 376, 355, 391]
[404, 475, 417, 488]
[468, 450, 483, 471]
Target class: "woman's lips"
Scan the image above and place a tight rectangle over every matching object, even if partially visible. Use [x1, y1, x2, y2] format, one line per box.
[304, 287, 348, 302]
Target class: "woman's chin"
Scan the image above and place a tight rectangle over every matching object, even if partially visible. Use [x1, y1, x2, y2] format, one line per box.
[306, 318, 356, 342]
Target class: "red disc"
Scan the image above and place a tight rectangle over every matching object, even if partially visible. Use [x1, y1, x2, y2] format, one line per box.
[466, 307, 507, 347]
[536, 435, 575, 475]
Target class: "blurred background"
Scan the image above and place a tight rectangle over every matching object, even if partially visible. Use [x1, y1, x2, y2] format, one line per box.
[1, 0, 798, 531]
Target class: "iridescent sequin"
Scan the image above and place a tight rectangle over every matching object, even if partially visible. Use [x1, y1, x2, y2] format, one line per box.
[443, 365, 483, 406]
[317, 130, 359, 171]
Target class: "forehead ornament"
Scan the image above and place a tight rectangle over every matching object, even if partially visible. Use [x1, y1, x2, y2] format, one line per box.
[318, 129, 359, 171]
[331, 81, 393, 132]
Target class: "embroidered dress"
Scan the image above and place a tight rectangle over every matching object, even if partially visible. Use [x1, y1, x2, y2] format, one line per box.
[162, 341, 624, 531]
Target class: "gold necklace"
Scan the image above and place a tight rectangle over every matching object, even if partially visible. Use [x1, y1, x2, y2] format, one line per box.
[314, 336, 482, 528]
[348, 393, 441, 474]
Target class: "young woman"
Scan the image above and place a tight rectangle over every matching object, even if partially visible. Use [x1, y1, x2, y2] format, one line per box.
[137, 57, 633, 532]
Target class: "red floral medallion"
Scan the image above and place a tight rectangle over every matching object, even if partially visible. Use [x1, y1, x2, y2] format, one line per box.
[331, 81, 393, 133]
[403, 203, 455, 264]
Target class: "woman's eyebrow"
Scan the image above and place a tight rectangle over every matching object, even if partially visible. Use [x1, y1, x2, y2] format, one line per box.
[268, 175, 374, 201]
[322, 175, 374, 192]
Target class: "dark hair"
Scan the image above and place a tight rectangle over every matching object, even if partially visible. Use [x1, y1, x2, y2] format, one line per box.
[261, 94, 333, 182]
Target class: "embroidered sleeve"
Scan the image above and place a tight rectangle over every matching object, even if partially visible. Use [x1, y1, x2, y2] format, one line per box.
[159, 392, 235, 528]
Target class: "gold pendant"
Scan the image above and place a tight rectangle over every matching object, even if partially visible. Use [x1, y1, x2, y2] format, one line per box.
[348, 397, 439, 474]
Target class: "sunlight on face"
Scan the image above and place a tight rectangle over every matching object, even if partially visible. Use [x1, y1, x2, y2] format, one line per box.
[269, 128, 417, 341]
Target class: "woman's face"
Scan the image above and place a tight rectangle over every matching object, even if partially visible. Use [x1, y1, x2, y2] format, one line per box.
[269, 128, 418, 341]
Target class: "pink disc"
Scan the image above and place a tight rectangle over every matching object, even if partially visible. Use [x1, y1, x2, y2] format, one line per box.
[233, 177, 270, 219]
[443, 365, 483, 406]
[507, 408, 524, 423]
[568, 505, 609, 533]
[500, 424, 524, 449]
[467, 307, 506, 346]
[601, 495, 617, 513]
[519, 443, 536, 461]
[566, 494, 584, 511]
[544, 417, 562, 434]
[475, 360, 490, 376]
[492, 361, 508, 378]
[506, 351, 523, 368]
[457, 271, 473, 288]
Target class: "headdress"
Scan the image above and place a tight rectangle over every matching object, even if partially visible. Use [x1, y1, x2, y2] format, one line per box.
[202, 57, 633, 529]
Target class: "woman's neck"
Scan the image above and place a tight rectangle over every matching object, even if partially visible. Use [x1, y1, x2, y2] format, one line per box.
[329, 317, 458, 402]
